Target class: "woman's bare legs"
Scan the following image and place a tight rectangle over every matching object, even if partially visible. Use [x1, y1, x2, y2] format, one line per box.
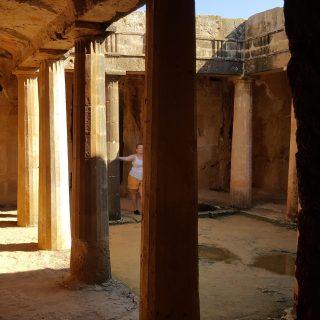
[139, 183, 144, 212]
[128, 189, 138, 212]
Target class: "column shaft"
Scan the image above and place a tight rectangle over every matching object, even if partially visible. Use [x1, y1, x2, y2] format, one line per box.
[70, 38, 111, 283]
[287, 103, 299, 220]
[17, 74, 39, 227]
[38, 60, 71, 250]
[230, 79, 253, 209]
[65, 72, 74, 194]
[106, 77, 121, 221]
[140, 0, 200, 319]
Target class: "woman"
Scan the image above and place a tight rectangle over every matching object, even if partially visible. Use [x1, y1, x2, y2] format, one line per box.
[119, 144, 143, 215]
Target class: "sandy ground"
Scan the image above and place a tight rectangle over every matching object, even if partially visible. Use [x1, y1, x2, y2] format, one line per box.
[0, 210, 296, 320]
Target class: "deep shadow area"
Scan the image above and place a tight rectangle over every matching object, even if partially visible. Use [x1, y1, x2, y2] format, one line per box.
[0, 213, 17, 218]
[0, 268, 138, 319]
[0, 242, 38, 252]
[0, 220, 17, 228]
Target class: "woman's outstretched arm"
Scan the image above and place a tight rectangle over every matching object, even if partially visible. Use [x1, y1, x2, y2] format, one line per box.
[118, 154, 136, 162]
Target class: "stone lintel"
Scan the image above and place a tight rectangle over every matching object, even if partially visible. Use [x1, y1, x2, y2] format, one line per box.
[125, 71, 145, 76]
[233, 77, 254, 84]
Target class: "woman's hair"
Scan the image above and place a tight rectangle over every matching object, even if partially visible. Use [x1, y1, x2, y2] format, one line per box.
[136, 143, 143, 148]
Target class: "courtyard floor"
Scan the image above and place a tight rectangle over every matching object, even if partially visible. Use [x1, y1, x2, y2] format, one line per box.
[0, 207, 296, 319]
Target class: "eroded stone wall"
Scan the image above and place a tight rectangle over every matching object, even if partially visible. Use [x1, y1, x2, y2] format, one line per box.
[118, 75, 234, 194]
[197, 76, 234, 191]
[119, 75, 144, 195]
[252, 71, 291, 201]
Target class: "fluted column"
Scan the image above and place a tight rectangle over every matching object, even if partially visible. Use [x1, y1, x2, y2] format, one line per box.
[70, 37, 111, 283]
[106, 76, 121, 221]
[141, 0, 200, 319]
[230, 79, 253, 209]
[287, 102, 299, 220]
[38, 60, 71, 250]
[17, 70, 39, 227]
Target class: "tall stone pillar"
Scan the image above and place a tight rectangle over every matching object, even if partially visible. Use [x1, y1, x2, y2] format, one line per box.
[106, 76, 121, 221]
[141, 0, 200, 319]
[230, 79, 253, 209]
[70, 37, 111, 284]
[16, 70, 39, 227]
[287, 103, 299, 220]
[38, 60, 71, 250]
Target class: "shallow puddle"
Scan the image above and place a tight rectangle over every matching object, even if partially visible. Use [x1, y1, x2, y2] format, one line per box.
[198, 244, 239, 263]
[252, 254, 296, 276]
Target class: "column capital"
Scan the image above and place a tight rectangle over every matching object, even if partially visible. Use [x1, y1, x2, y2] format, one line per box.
[73, 21, 108, 42]
[13, 67, 39, 77]
[74, 36, 106, 55]
[38, 48, 68, 60]
[233, 77, 254, 85]
[106, 73, 123, 81]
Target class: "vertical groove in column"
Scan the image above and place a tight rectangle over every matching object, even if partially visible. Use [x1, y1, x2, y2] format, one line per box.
[230, 79, 253, 209]
[70, 37, 111, 284]
[38, 60, 71, 250]
[286, 102, 299, 220]
[106, 77, 121, 221]
[17, 75, 39, 227]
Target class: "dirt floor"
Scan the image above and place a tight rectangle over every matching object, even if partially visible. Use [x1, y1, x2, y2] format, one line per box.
[0, 209, 296, 320]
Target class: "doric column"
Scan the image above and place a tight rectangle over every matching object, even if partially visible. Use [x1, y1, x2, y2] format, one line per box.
[70, 37, 111, 283]
[287, 102, 299, 220]
[141, 0, 200, 319]
[106, 75, 121, 221]
[38, 60, 71, 250]
[230, 79, 253, 209]
[16, 69, 39, 227]
[65, 71, 74, 194]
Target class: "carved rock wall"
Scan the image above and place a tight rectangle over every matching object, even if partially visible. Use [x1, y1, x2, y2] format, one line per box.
[252, 71, 291, 200]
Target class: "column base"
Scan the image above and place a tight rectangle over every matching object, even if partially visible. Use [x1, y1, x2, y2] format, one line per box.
[70, 238, 111, 284]
[17, 221, 37, 227]
[231, 191, 252, 209]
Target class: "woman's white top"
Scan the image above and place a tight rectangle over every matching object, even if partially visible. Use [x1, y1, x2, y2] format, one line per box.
[129, 156, 143, 181]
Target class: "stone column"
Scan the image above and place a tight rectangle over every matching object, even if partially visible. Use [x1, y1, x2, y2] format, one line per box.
[140, 0, 200, 319]
[106, 76, 121, 221]
[69, 37, 111, 284]
[287, 102, 299, 220]
[16, 70, 39, 227]
[38, 60, 71, 250]
[230, 79, 253, 209]
[65, 71, 74, 194]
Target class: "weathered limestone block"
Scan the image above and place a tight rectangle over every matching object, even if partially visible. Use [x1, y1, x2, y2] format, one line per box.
[38, 60, 71, 250]
[17, 71, 39, 226]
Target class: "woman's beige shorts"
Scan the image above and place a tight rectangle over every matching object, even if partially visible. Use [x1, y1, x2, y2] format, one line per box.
[128, 175, 142, 190]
